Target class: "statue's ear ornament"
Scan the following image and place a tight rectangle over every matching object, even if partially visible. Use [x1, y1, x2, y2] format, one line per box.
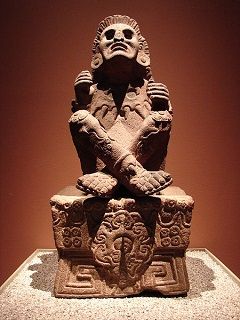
[136, 50, 150, 67]
[91, 52, 103, 69]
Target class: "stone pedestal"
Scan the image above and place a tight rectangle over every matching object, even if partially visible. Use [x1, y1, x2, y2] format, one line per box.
[50, 186, 194, 298]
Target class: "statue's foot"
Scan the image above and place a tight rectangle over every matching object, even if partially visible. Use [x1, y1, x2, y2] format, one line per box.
[76, 172, 118, 197]
[130, 170, 172, 196]
[117, 155, 172, 196]
[123, 168, 172, 196]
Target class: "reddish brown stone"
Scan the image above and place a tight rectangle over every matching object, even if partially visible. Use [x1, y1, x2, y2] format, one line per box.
[51, 15, 194, 297]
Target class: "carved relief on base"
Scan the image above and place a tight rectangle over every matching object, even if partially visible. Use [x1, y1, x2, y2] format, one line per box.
[54, 250, 188, 298]
[50, 194, 86, 250]
[156, 195, 194, 249]
[50, 186, 193, 297]
[91, 209, 155, 288]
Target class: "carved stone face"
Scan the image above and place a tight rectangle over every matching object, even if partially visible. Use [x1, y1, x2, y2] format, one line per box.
[99, 23, 140, 61]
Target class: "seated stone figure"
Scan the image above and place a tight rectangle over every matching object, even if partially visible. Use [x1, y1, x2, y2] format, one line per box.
[51, 15, 194, 298]
[69, 14, 173, 198]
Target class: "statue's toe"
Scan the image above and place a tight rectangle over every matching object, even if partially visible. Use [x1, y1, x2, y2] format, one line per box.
[76, 172, 118, 197]
[129, 170, 173, 196]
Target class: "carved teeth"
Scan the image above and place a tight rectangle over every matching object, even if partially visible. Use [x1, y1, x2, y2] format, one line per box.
[111, 42, 128, 51]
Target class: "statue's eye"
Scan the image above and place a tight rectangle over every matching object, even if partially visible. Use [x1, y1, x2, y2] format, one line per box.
[105, 29, 115, 40]
[123, 29, 133, 39]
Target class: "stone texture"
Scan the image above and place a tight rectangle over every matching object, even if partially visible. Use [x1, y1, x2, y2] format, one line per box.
[50, 15, 194, 297]
[50, 186, 193, 297]
[69, 15, 173, 198]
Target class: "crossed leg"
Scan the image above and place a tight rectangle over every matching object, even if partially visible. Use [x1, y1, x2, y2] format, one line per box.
[69, 110, 172, 197]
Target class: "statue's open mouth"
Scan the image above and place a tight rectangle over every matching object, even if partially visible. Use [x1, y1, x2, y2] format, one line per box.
[111, 42, 128, 51]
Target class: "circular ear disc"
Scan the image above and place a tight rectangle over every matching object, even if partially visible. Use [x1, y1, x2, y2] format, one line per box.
[91, 53, 103, 69]
[136, 51, 150, 67]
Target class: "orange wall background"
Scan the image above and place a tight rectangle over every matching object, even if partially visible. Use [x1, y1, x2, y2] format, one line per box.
[1, 0, 240, 285]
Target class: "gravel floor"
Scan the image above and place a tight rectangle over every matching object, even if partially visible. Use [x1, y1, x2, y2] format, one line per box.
[1, 250, 239, 320]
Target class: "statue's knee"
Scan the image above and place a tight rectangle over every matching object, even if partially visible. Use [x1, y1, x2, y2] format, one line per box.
[69, 110, 103, 135]
[69, 110, 90, 125]
[141, 111, 172, 132]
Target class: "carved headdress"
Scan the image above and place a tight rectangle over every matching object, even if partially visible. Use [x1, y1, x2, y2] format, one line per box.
[91, 15, 152, 79]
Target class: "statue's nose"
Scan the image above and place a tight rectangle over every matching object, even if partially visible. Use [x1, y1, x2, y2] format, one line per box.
[114, 30, 124, 41]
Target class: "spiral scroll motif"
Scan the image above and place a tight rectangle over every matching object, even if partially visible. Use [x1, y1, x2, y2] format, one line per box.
[91, 209, 155, 288]
[50, 198, 86, 249]
[158, 197, 194, 248]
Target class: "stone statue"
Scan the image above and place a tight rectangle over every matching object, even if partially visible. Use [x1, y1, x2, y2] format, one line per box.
[50, 15, 194, 298]
[69, 14, 173, 198]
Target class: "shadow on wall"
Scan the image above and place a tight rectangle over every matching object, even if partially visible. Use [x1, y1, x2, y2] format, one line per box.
[28, 252, 215, 299]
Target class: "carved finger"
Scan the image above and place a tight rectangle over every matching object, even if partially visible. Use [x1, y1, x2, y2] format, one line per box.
[75, 70, 93, 85]
[148, 89, 169, 97]
[149, 94, 169, 101]
[148, 82, 168, 90]
[76, 70, 92, 79]
[75, 80, 93, 89]
[148, 86, 169, 95]
[75, 77, 92, 84]
[148, 87, 169, 96]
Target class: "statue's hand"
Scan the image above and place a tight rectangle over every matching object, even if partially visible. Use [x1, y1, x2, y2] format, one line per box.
[74, 70, 94, 106]
[147, 81, 172, 112]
